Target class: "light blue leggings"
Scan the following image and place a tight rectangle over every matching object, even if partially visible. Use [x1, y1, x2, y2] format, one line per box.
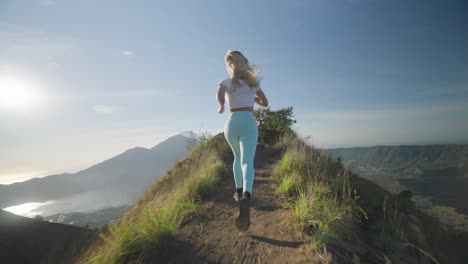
[224, 111, 258, 194]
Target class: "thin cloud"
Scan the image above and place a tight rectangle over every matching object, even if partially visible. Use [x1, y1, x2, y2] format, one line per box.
[41, 0, 56, 6]
[290, 0, 324, 9]
[304, 100, 468, 122]
[415, 84, 468, 97]
[60, 89, 171, 101]
[121, 50, 135, 57]
[94, 105, 113, 114]
[107, 90, 168, 97]
[0, 24, 77, 61]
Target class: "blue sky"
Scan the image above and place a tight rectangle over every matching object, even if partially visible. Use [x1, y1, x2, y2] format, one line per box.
[0, 0, 467, 184]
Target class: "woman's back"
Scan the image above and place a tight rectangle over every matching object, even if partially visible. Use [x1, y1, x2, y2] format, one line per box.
[219, 78, 260, 109]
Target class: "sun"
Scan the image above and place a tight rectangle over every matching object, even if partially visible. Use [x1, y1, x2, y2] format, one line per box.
[0, 75, 42, 110]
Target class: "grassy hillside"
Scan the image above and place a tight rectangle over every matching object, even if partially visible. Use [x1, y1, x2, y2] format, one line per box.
[78, 134, 231, 263]
[324, 144, 468, 233]
[78, 124, 467, 263]
[273, 133, 468, 263]
[0, 209, 95, 264]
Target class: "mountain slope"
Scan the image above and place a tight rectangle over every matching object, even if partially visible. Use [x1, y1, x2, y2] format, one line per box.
[79, 133, 468, 263]
[0, 209, 96, 264]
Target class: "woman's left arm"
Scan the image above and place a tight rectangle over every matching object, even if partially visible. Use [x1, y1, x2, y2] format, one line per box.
[217, 84, 226, 113]
[255, 89, 269, 107]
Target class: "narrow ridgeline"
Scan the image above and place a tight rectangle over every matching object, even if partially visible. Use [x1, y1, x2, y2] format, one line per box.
[78, 132, 467, 264]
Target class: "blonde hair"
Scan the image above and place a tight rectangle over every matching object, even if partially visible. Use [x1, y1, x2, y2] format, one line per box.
[224, 50, 261, 91]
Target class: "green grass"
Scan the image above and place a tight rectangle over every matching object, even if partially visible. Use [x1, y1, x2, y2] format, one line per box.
[272, 132, 362, 246]
[186, 131, 232, 161]
[262, 131, 468, 263]
[293, 184, 357, 243]
[277, 172, 303, 198]
[80, 136, 228, 264]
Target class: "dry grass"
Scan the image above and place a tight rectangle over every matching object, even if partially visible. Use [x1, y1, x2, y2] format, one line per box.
[79, 136, 228, 264]
[272, 132, 363, 245]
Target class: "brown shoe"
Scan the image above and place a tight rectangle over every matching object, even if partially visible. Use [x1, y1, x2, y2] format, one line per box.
[233, 192, 241, 202]
[235, 192, 251, 232]
[233, 188, 243, 202]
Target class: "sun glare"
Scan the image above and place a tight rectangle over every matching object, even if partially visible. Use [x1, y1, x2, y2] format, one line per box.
[0, 75, 42, 110]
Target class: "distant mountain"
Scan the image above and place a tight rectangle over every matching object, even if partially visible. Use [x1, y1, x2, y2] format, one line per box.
[323, 144, 468, 171]
[323, 144, 468, 230]
[151, 133, 190, 153]
[322, 144, 468, 190]
[0, 133, 191, 215]
[0, 209, 95, 264]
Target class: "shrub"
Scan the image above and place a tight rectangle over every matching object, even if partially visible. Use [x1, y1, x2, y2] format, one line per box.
[254, 106, 296, 146]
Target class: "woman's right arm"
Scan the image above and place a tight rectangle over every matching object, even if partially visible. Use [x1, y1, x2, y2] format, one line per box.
[217, 84, 226, 113]
[255, 89, 269, 107]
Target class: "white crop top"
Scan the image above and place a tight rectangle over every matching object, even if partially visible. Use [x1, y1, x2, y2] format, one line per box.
[219, 78, 261, 109]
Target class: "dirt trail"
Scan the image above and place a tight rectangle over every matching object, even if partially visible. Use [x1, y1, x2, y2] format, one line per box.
[142, 148, 436, 264]
[157, 150, 314, 264]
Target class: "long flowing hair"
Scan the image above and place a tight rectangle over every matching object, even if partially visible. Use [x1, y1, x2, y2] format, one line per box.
[224, 50, 261, 91]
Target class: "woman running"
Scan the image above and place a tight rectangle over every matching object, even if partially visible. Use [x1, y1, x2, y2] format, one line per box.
[216, 50, 269, 231]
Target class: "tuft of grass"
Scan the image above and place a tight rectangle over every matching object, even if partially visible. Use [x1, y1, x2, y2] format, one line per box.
[79, 137, 228, 264]
[187, 131, 232, 161]
[293, 188, 310, 225]
[296, 184, 357, 244]
[184, 161, 226, 201]
[273, 133, 362, 246]
[277, 172, 303, 198]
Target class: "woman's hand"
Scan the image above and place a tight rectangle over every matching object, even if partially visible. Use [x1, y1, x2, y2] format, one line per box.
[255, 90, 269, 107]
[254, 97, 262, 105]
[218, 105, 225, 114]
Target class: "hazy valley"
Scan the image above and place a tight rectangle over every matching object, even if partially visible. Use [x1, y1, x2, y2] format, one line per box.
[323, 144, 468, 231]
[1, 134, 191, 221]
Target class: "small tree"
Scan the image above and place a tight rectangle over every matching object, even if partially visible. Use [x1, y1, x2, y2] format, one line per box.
[254, 106, 296, 145]
[184, 131, 199, 152]
[185, 131, 218, 159]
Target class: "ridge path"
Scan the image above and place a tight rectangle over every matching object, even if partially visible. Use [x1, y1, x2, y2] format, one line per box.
[164, 150, 315, 264]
